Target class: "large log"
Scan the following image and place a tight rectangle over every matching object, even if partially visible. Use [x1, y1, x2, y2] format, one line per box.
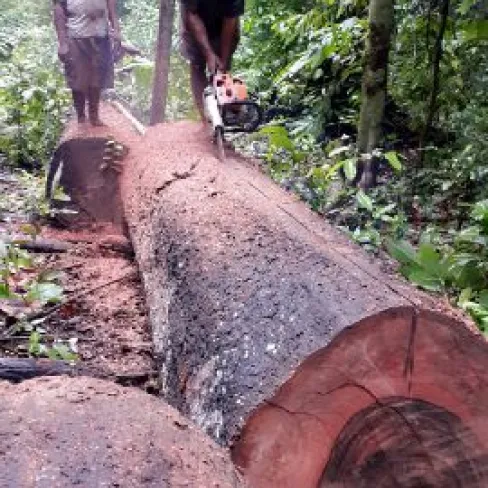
[0, 377, 243, 487]
[54, 110, 488, 486]
[120, 122, 449, 444]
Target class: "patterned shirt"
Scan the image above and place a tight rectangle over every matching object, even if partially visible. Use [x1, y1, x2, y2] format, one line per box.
[57, 0, 109, 38]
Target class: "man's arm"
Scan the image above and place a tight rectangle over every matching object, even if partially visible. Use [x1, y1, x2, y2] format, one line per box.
[219, 0, 244, 71]
[184, 9, 223, 72]
[220, 17, 239, 71]
[107, 0, 121, 41]
[53, 2, 69, 60]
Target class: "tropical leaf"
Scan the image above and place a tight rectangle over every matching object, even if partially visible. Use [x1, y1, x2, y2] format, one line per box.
[260, 125, 295, 152]
[407, 268, 444, 292]
[343, 158, 357, 181]
[386, 239, 417, 266]
[356, 189, 373, 212]
[26, 282, 63, 305]
[385, 151, 402, 171]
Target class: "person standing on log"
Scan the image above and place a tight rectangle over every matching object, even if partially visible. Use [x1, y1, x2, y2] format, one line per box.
[52, 0, 121, 126]
[179, 0, 245, 120]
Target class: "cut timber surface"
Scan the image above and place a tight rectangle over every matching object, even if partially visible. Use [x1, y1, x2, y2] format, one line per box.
[0, 377, 243, 487]
[45, 104, 140, 229]
[233, 307, 488, 487]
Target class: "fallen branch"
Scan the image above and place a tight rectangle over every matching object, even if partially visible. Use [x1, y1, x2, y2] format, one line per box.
[0, 357, 85, 382]
[0, 356, 157, 384]
[15, 238, 70, 253]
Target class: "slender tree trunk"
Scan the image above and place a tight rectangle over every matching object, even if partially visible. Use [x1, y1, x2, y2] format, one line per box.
[150, 0, 175, 125]
[357, 0, 395, 188]
[420, 0, 449, 154]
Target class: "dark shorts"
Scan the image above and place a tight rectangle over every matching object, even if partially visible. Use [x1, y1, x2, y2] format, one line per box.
[63, 36, 114, 92]
[180, 30, 238, 68]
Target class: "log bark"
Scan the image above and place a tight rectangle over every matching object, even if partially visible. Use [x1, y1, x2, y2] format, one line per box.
[121, 122, 443, 446]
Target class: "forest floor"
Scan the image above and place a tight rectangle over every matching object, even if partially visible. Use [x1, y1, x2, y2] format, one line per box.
[0, 168, 157, 392]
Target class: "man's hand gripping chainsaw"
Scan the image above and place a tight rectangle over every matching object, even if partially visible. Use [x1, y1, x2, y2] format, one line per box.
[203, 71, 262, 161]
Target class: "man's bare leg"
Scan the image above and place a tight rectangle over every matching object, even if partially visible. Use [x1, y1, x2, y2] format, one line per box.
[190, 62, 207, 123]
[88, 87, 104, 126]
[72, 90, 87, 123]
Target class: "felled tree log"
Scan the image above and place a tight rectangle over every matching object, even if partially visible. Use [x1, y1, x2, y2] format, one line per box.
[56, 110, 487, 486]
[0, 377, 243, 487]
[120, 122, 445, 446]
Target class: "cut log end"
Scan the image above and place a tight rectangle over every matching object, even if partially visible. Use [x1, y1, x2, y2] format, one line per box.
[232, 308, 488, 487]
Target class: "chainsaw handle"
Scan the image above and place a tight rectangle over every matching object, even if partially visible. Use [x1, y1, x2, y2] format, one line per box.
[207, 68, 227, 84]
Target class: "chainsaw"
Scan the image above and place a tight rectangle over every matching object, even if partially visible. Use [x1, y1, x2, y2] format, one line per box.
[203, 71, 262, 161]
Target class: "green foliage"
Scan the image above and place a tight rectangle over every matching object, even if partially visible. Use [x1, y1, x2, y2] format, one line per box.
[0, 236, 64, 306]
[236, 1, 367, 139]
[0, 2, 70, 169]
[29, 330, 78, 361]
[388, 200, 488, 334]
[0, 232, 73, 360]
[117, 0, 196, 122]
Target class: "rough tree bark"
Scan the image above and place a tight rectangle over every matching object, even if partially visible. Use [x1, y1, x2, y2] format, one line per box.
[150, 0, 175, 125]
[122, 123, 424, 446]
[357, 0, 395, 188]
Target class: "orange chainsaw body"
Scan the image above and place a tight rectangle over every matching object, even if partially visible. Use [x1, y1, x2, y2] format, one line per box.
[208, 72, 262, 133]
[213, 73, 248, 105]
